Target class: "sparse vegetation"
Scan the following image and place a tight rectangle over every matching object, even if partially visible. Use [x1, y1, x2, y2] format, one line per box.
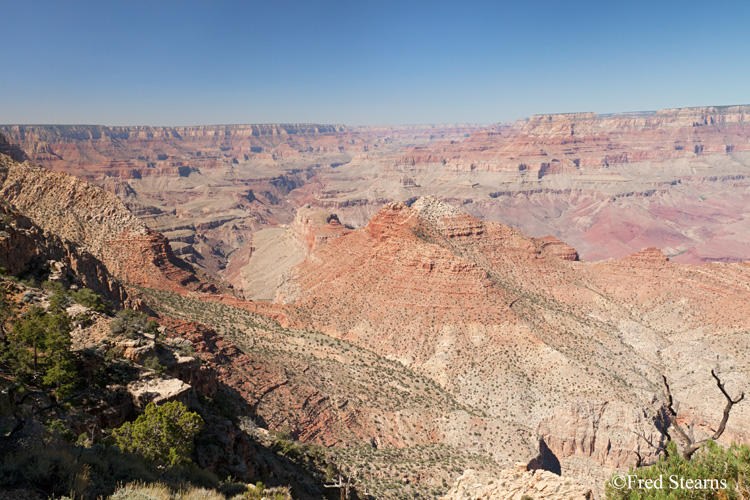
[71, 287, 112, 314]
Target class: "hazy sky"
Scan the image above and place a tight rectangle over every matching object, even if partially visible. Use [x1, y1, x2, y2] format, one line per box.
[1, 0, 748, 126]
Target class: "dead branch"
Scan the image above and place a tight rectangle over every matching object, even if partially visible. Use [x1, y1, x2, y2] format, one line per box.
[637, 370, 745, 463]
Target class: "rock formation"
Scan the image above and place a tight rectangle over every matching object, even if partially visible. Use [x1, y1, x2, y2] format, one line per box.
[0, 148, 217, 295]
[440, 465, 592, 500]
[274, 196, 750, 480]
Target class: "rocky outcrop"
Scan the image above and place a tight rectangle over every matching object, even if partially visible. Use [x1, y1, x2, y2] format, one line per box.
[0, 133, 28, 162]
[0, 202, 130, 307]
[534, 236, 580, 261]
[0, 152, 216, 294]
[440, 466, 592, 500]
[536, 402, 663, 469]
[126, 376, 192, 408]
[291, 204, 349, 252]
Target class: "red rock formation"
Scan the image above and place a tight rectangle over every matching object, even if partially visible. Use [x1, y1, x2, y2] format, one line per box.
[291, 204, 350, 252]
[277, 198, 750, 472]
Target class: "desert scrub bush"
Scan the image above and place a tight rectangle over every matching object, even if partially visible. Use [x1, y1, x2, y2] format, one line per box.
[242, 481, 291, 500]
[108, 481, 174, 500]
[113, 401, 204, 467]
[71, 287, 112, 314]
[0, 444, 92, 498]
[110, 309, 159, 339]
[605, 441, 750, 500]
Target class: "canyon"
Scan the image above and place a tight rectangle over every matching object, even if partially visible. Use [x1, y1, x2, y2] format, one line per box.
[1, 104, 749, 498]
[3, 105, 749, 299]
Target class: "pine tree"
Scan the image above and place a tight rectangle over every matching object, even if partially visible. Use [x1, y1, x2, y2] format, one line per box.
[41, 309, 76, 396]
[112, 401, 205, 467]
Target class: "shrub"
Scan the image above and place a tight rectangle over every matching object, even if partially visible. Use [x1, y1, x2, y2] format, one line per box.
[71, 287, 112, 314]
[112, 401, 204, 467]
[606, 441, 750, 500]
[144, 355, 166, 375]
[110, 309, 159, 339]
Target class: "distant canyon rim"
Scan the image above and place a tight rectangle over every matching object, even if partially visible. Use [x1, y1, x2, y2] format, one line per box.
[3, 104, 750, 301]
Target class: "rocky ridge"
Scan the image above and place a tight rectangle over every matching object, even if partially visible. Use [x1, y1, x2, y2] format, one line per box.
[274, 197, 750, 491]
[0, 150, 216, 294]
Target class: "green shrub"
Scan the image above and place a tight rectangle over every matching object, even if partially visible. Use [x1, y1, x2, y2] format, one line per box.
[46, 418, 75, 442]
[71, 287, 112, 314]
[112, 401, 204, 467]
[606, 441, 750, 500]
[144, 355, 166, 375]
[110, 309, 159, 339]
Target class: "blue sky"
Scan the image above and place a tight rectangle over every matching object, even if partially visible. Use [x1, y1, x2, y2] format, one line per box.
[1, 0, 748, 125]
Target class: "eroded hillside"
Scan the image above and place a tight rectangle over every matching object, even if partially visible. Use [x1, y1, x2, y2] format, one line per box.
[273, 197, 750, 492]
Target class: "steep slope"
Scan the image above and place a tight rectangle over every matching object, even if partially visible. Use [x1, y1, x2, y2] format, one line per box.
[138, 287, 521, 499]
[0, 149, 216, 294]
[0, 202, 130, 306]
[276, 197, 750, 486]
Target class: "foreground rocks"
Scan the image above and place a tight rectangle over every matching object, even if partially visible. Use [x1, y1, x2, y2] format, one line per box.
[441, 466, 592, 500]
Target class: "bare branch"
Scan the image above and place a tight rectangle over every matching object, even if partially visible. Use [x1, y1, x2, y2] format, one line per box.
[709, 370, 745, 442]
[634, 430, 663, 453]
[652, 371, 746, 460]
[662, 375, 694, 450]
